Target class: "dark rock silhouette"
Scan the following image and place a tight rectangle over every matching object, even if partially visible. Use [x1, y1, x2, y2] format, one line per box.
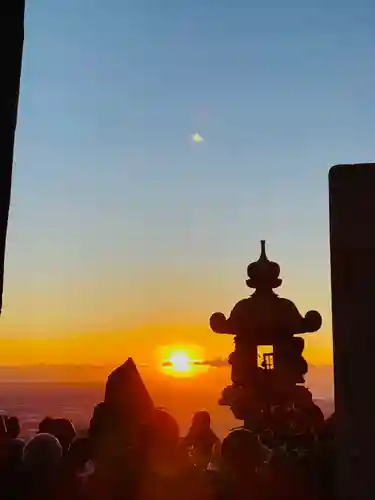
[104, 357, 155, 428]
[88, 358, 155, 461]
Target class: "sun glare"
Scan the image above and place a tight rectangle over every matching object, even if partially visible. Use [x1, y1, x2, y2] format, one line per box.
[169, 352, 191, 373]
[157, 345, 208, 378]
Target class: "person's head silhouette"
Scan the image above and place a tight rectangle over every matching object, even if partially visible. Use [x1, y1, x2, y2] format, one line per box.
[191, 411, 211, 431]
[150, 409, 180, 448]
[221, 429, 267, 477]
[67, 436, 92, 470]
[23, 433, 62, 471]
[6, 416, 20, 439]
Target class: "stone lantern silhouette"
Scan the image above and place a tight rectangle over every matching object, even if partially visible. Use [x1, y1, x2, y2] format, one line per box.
[210, 241, 324, 434]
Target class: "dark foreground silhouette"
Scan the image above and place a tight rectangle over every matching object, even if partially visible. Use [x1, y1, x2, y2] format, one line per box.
[0, 398, 335, 500]
[0, 409, 335, 500]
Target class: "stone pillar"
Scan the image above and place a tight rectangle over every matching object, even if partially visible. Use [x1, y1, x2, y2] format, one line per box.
[329, 164, 375, 500]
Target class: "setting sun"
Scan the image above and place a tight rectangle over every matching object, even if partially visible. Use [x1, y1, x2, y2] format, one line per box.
[169, 352, 191, 373]
[157, 344, 208, 378]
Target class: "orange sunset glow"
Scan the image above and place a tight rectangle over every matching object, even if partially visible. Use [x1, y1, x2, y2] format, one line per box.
[158, 344, 210, 378]
[0, 9, 358, 489]
[0, 238, 333, 369]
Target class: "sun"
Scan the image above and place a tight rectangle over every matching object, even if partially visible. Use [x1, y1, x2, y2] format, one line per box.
[157, 345, 208, 378]
[169, 352, 191, 373]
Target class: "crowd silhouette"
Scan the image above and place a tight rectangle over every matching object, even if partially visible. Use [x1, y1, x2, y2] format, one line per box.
[0, 404, 335, 500]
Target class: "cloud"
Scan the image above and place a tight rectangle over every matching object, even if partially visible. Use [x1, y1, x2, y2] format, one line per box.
[161, 358, 228, 368]
[192, 358, 228, 368]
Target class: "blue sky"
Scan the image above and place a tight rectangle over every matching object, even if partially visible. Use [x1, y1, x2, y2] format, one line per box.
[3, 3, 375, 355]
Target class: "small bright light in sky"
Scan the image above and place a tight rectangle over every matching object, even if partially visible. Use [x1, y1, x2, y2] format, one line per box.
[192, 133, 204, 143]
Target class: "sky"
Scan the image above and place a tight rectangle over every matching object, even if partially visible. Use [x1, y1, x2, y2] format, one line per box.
[2, 2, 375, 366]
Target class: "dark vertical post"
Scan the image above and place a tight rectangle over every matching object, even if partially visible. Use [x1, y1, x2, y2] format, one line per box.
[0, 1, 25, 313]
[329, 164, 375, 500]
